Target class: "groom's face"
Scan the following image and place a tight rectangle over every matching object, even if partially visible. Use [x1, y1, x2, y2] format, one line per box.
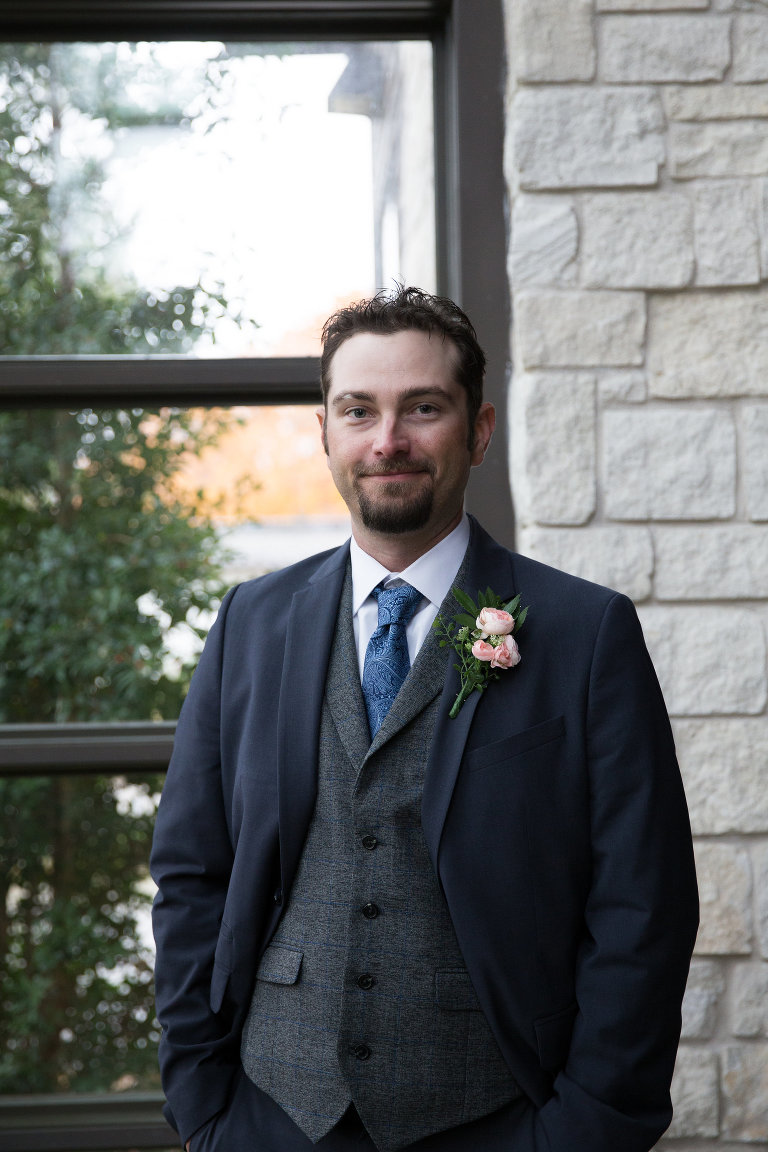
[318, 329, 494, 552]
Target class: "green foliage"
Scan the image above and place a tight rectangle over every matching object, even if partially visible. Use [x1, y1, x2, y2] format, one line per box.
[0, 41, 255, 1093]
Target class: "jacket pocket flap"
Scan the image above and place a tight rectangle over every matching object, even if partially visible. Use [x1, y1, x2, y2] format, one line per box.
[534, 1002, 577, 1072]
[256, 943, 303, 985]
[467, 715, 566, 772]
[435, 969, 481, 1011]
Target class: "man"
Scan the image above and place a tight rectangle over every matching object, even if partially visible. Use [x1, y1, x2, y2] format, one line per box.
[151, 286, 698, 1152]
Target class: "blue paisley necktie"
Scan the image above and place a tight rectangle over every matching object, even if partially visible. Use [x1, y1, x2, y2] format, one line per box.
[362, 582, 423, 738]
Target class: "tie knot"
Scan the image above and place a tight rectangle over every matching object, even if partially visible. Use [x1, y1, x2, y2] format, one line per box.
[372, 582, 422, 628]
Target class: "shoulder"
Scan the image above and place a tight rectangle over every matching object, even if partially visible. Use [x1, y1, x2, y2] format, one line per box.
[215, 540, 350, 625]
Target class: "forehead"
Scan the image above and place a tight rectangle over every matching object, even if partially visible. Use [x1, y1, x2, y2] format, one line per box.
[326, 329, 460, 398]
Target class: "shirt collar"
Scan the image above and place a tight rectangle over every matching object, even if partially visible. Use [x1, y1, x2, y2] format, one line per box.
[350, 514, 470, 617]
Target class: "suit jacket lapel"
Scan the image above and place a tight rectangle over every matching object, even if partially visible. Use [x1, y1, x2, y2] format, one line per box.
[422, 517, 520, 868]
[326, 566, 371, 767]
[276, 542, 349, 898]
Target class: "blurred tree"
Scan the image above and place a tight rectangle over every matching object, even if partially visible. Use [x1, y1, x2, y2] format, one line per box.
[0, 41, 254, 1091]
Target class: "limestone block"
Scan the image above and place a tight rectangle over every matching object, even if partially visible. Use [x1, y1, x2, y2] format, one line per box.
[513, 372, 597, 525]
[756, 844, 768, 959]
[722, 1045, 768, 1141]
[670, 120, 768, 179]
[638, 606, 766, 715]
[600, 16, 731, 82]
[694, 181, 761, 285]
[512, 88, 665, 190]
[681, 960, 725, 1039]
[732, 963, 768, 1036]
[692, 841, 752, 955]
[520, 526, 653, 601]
[744, 404, 768, 520]
[665, 83, 768, 120]
[509, 0, 595, 82]
[598, 370, 647, 403]
[648, 290, 768, 398]
[516, 290, 645, 368]
[666, 1048, 719, 1138]
[599, 0, 708, 7]
[603, 408, 736, 520]
[582, 193, 693, 289]
[654, 526, 768, 599]
[734, 15, 768, 81]
[673, 717, 768, 833]
[510, 196, 578, 286]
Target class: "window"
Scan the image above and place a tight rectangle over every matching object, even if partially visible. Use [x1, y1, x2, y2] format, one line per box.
[0, 3, 508, 1148]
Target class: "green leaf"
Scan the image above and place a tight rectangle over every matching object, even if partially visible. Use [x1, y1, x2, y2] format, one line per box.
[516, 605, 528, 629]
[504, 594, 521, 614]
[452, 587, 478, 616]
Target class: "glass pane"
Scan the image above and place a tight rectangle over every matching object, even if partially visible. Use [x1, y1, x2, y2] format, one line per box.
[0, 405, 350, 724]
[0, 40, 435, 358]
[0, 771, 162, 1092]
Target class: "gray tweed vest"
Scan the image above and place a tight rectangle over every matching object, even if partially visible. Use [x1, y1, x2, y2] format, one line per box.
[241, 567, 520, 1151]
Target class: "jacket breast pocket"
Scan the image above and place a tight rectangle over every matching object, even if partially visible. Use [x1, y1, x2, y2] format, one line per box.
[467, 715, 566, 773]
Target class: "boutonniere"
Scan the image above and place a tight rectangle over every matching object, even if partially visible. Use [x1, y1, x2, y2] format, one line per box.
[433, 587, 528, 718]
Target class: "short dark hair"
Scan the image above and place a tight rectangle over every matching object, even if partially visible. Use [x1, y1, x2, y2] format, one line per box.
[320, 285, 486, 442]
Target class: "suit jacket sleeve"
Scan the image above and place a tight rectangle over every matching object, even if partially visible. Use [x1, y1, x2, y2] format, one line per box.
[150, 587, 240, 1145]
[515, 592, 698, 1152]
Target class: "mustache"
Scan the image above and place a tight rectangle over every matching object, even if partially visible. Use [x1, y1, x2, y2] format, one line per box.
[354, 461, 435, 479]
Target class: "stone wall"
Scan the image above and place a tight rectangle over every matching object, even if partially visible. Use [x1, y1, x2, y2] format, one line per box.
[503, 0, 768, 1145]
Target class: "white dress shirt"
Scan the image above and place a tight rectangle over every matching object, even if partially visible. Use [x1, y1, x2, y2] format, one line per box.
[350, 514, 470, 680]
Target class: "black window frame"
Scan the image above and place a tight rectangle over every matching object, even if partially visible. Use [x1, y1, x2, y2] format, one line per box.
[0, 2, 508, 1146]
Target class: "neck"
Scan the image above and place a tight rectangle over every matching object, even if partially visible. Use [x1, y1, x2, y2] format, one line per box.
[351, 510, 463, 572]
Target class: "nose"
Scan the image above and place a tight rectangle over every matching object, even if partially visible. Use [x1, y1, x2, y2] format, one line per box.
[372, 415, 409, 458]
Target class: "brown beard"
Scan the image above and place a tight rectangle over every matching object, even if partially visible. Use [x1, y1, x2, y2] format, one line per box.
[353, 465, 435, 534]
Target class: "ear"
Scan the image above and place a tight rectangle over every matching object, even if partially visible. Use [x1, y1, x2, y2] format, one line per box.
[470, 402, 496, 466]
[316, 405, 330, 458]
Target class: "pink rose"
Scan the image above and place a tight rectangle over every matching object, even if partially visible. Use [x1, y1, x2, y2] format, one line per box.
[471, 638, 496, 662]
[490, 634, 521, 669]
[475, 607, 515, 638]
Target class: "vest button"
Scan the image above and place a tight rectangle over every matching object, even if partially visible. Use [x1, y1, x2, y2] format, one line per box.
[361, 834, 378, 851]
[361, 902, 380, 920]
[357, 973, 376, 990]
[349, 1042, 371, 1061]
[273, 888, 283, 904]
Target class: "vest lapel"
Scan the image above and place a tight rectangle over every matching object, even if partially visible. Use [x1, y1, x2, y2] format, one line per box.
[325, 567, 371, 767]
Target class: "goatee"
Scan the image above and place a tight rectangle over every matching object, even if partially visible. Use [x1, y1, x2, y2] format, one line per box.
[353, 466, 434, 534]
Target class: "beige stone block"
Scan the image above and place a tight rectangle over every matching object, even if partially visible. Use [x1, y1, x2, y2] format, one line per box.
[598, 0, 708, 7]
[734, 15, 768, 82]
[598, 370, 646, 403]
[513, 87, 665, 190]
[655, 526, 768, 599]
[694, 181, 761, 285]
[638, 607, 766, 715]
[510, 196, 578, 287]
[509, 0, 595, 81]
[665, 83, 768, 120]
[722, 1045, 768, 1140]
[514, 372, 597, 526]
[673, 718, 768, 833]
[666, 1048, 719, 1138]
[681, 961, 724, 1040]
[582, 192, 693, 288]
[600, 16, 731, 82]
[693, 842, 752, 955]
[671, 120, 768, 179]
[744, 404, 768, 521]
[648, 290, 768, 398]
[732, 963, 768, 1037]
[603, 408, 736, 520]
[756, 844, 768, 960]
[520, 526, 653, 601]
[516, 290, 645, 368]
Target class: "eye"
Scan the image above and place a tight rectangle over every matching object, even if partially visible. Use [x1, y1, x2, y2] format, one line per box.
[345, 406, 371, 420]
[414, 402, 438, 415]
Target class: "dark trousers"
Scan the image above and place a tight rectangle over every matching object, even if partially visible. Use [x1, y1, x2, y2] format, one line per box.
[191, 1067, 533, 1151]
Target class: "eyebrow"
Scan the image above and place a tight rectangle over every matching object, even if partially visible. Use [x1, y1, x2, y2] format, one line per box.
[330, 386, 454, 408]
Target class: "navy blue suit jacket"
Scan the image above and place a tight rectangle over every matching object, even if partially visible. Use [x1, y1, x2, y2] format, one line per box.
[151, 517, 698, 1151]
